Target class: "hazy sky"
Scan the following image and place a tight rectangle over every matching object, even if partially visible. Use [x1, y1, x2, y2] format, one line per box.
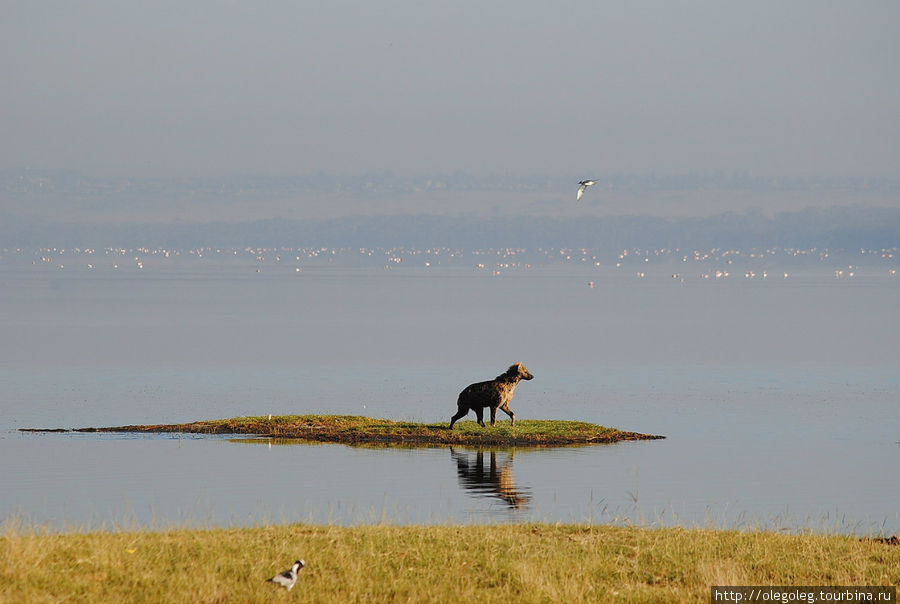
[3, 1, 899, 180]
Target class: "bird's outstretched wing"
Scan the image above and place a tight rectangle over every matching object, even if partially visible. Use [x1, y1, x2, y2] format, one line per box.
[576, 180, 595, 201]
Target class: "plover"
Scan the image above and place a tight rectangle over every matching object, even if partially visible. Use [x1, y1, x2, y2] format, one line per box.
[267, 560, 305, 591]
[576, 179, 595, 201]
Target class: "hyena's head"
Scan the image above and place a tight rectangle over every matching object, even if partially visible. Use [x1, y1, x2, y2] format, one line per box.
[506, 362, 534, 381]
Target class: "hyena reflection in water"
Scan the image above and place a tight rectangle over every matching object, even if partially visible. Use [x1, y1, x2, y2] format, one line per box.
[450, 447, 531, 510]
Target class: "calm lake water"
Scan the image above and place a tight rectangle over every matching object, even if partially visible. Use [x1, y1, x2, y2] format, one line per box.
[1, 250, 897, 533]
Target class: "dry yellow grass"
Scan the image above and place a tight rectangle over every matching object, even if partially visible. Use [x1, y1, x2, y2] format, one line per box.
[2, 523, 897, 603]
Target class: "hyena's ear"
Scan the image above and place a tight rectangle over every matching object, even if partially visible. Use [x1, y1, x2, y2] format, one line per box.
[507, 363, 522, 375]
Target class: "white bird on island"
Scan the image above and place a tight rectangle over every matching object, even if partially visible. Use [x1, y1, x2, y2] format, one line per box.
[576, 179, 595, 201]
[267, 560, 305, 591]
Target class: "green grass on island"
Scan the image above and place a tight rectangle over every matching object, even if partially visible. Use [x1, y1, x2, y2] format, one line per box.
[64, 414, 664, 446]
[3, 523, 897, 603]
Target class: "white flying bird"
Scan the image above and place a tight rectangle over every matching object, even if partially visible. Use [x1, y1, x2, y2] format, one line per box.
[267, 560, 305, 591]
[576, 180, 595, 201]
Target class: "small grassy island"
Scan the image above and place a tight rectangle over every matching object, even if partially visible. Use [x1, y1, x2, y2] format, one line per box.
[32, 415, 664, 446]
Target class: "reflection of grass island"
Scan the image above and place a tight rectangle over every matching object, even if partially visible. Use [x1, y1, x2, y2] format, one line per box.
[66, 415, 664, 446]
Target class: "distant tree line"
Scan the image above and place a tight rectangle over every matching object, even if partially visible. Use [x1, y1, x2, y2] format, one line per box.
[2, 206, 898, 252]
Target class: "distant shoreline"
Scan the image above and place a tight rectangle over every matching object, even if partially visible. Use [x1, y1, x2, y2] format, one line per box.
[20, 414, 665, 446]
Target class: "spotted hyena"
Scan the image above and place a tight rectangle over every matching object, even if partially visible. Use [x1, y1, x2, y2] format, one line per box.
[449, 363, 534, 429]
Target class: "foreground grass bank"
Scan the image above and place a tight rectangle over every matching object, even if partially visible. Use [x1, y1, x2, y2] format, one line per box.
[3, 524, 897, 603]
[39, 414, 664, 446]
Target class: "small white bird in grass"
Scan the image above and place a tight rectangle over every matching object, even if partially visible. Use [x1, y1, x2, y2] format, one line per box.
[267, 560, 305, 591]
[576, 179, 595, 201]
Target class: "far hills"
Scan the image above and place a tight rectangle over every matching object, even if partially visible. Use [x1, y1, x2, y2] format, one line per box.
[2, 206, 898, 253]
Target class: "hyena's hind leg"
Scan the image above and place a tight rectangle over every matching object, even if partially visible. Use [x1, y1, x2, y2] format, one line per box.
[474, 407, 485, 427]
[449, 405, 469, 429]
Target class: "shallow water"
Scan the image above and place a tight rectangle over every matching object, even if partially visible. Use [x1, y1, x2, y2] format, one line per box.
[1, 255, 897, 533]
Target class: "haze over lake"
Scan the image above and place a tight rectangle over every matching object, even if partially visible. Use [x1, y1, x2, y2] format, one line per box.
[3, 1, 898, 535]
[2, 249, 896, 533]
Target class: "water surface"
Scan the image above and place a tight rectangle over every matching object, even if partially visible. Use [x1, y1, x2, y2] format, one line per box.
[1, 254, 897, 533]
